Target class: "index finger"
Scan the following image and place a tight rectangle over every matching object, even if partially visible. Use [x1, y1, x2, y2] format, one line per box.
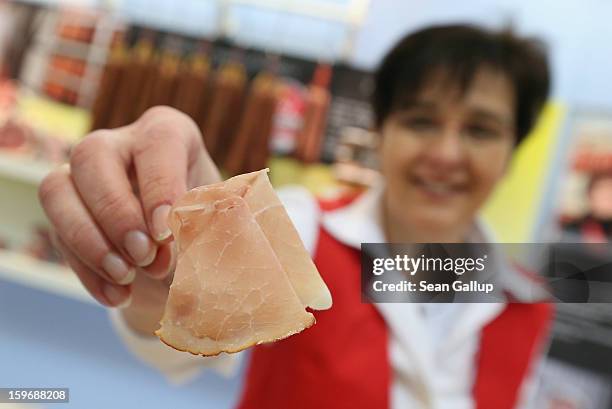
[129, 107, 206, 243]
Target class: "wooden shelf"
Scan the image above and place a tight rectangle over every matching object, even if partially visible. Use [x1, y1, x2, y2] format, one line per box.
[0, 249, 96, 305]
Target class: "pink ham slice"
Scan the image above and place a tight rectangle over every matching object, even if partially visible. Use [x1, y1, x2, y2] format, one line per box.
[155, 169, 332, 356]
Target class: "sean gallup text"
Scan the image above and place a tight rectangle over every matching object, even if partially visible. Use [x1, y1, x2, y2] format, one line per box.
[372, 280, 495, 294]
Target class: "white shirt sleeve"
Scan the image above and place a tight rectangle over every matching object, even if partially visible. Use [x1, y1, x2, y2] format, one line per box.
[108, 308, 242, 384]
[108, 185, 320, 384]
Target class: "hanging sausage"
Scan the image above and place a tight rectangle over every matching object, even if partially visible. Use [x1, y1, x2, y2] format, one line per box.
[107, 33, 156, 128]
[172, 42, 212, 131]
[295, 63, 332, 163]
[224, 71, 280, 175]
[90, 32, 127, 131]
[134, 36, 182, 115]
[202, 60, 246, 163]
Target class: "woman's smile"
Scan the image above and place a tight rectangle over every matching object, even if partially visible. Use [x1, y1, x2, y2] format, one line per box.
[409, 172, 470, 202]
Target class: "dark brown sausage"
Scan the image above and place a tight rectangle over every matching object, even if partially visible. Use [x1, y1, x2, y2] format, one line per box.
[224, 72, 279, 175]
[202, 62, 246, 162]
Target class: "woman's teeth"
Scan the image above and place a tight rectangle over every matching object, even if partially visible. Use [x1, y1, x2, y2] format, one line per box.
[412, 176, 466, 196]
[423, 182, 453, 194]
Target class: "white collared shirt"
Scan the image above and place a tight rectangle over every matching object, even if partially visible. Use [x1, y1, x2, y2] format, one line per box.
[109, 184, 541, 408]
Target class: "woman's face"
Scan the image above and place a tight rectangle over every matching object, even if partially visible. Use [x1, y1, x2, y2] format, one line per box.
[379, 67, 517, 239]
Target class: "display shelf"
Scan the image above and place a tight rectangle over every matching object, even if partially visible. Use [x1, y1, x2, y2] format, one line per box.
[0, 249, 95, 305]
[0, 152, 54, 185]
[45, 66, 90, 91]
[37, 37, 106, 62]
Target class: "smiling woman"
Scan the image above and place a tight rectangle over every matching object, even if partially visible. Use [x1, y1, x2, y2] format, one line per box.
[372, 25, 550, 244]
[379, 67, 516, 242]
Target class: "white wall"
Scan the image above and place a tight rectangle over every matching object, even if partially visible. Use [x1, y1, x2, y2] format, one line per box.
[351, 0, 612, 110]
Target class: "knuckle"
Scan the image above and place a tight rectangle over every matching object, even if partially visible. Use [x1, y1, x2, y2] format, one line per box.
[140, 171, 176, 203]
[135, 106, 200, 146]
[95, 190, 133, 227]
[38, 170, 67, 208]
[140, 105, 191, 125]
[70, 131, 113, 169]
[65, 220, 98, 250]
[133, 127, 178, 158]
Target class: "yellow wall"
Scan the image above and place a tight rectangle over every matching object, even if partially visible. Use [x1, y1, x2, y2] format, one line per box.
[482, 102, 566, 242]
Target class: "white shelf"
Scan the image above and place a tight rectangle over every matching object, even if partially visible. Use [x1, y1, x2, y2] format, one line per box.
[0, 249, 96, 305]
[0, 152, 55, 185]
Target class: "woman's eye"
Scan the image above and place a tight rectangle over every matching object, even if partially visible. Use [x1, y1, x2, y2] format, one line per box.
[465, 124, 499, 139]
[402, 117, 437, 131]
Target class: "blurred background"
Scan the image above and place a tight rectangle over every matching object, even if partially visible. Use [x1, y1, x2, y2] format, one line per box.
[0, 0, 611, 408]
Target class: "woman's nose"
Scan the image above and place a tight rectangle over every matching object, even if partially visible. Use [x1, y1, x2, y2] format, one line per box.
[425, 129, 466, 168]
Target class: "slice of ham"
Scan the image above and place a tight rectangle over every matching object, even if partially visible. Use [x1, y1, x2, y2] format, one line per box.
[155, 169, 332, 356]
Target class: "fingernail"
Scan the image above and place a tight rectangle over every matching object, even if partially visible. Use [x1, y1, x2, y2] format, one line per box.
[103, 284, 132, 308]
[152, 205, 172, 241]
[124, 230, 157, 267]
[102, 253, 135, 285]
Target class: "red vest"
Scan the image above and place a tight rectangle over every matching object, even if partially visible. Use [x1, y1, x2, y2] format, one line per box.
[237, 198, 554, 409]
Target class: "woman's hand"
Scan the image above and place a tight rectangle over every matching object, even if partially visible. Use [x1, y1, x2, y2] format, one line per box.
[39, 106, 221, 335]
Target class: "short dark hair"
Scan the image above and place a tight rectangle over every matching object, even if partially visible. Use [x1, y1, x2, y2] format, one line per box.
[373, 24, 550, 145]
